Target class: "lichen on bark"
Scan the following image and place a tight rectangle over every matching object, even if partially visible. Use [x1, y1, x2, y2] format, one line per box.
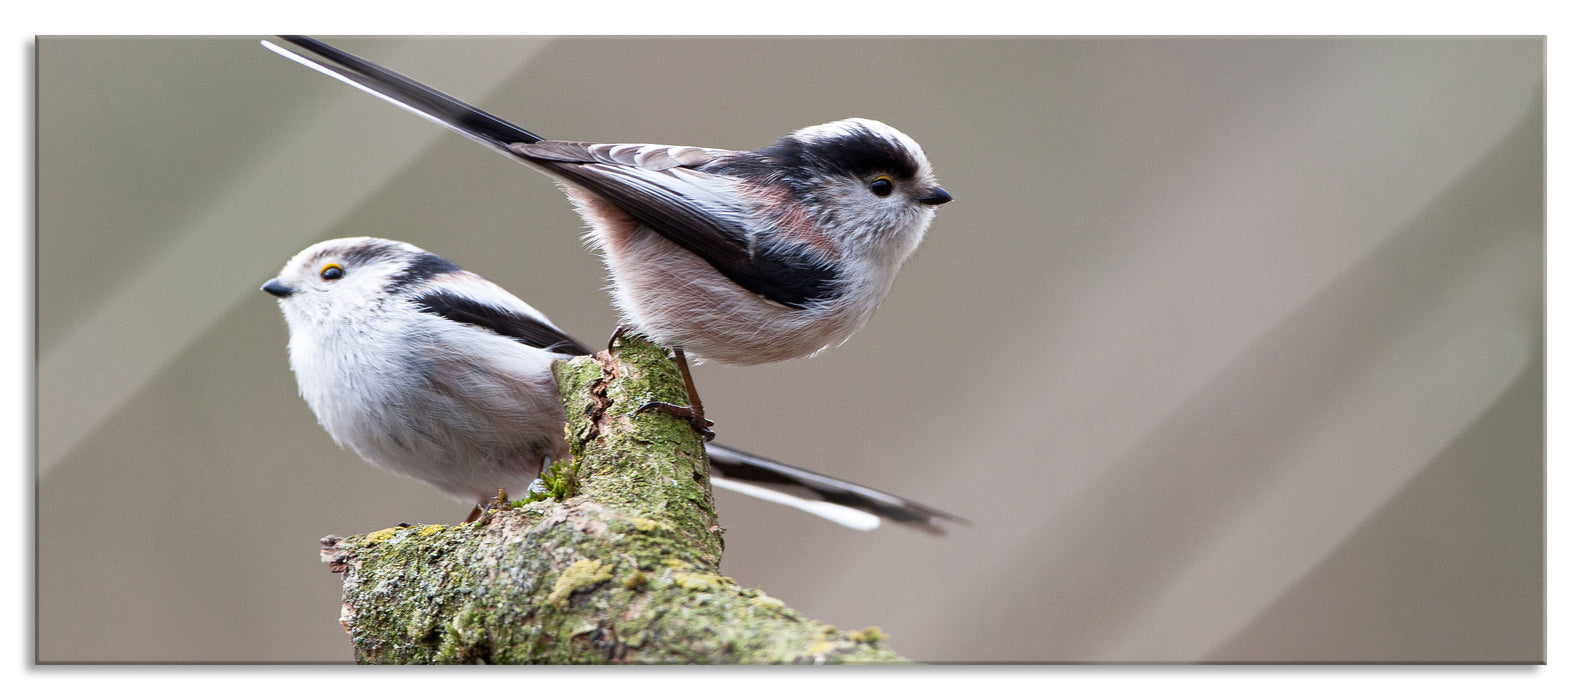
[319, 333, 909, 664]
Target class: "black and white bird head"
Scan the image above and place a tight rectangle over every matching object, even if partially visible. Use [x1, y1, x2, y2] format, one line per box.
[261, 237, 587, 356]
[710, 117, 950, 253]
[262, 238, 448, 324]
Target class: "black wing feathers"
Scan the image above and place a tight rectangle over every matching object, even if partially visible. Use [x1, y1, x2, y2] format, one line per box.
[724, 248, 841, 310]
[530, 158, 842, 309]
[412, 290, 592, 356]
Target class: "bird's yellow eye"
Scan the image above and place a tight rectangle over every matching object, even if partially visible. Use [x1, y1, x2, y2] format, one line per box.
[319, 263, 345, 281]
[869, 175, 895, 197]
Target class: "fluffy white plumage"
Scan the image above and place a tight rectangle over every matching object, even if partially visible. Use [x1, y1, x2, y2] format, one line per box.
[263, 237, 964, 533]
[269, 238, 567, 503]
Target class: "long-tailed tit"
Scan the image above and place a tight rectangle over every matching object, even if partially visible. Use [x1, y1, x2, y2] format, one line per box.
[263, 36, 952, 439]
[262, 237, 963, 534]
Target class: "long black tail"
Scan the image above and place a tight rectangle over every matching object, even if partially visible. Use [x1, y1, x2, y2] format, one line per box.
[705, 443, 967, 535]
[263, 36, 544, 154]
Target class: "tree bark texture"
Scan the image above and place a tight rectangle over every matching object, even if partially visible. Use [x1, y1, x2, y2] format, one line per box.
[318, 334, 908, 664]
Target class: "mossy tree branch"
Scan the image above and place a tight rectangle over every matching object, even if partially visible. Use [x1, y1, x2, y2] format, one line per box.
[319, 334, 908, 663]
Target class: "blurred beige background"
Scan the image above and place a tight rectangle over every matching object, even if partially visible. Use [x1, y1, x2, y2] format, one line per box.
[36, 36, 1542, 663]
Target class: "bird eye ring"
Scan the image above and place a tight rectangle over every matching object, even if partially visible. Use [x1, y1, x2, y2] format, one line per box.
[319, 263, 345, 281]
[869, 176, 895, 197]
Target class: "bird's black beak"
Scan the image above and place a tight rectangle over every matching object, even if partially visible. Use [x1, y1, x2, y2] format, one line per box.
[917, 186, 952, 206]
[261, 279, 295, 298]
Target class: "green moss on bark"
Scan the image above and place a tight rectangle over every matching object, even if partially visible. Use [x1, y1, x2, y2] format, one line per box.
[320, 334, 909, 664]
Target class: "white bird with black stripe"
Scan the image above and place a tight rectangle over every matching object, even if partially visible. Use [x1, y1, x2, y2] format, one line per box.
[262, 36, 953, 440]
[263, 237, 964, 534]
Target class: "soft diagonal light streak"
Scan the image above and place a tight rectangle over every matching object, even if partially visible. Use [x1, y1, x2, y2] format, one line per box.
[1101, 238, 1538, 660]
[38, 39, 548, 474]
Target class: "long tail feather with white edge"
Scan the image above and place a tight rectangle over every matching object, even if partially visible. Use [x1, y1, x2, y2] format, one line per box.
[262, 36, 543, 157]
[705, 444, 967, 535]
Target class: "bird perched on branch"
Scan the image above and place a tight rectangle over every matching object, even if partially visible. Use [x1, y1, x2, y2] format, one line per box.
[263, 36, 952, 440]
[263, 237, 964, 534]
